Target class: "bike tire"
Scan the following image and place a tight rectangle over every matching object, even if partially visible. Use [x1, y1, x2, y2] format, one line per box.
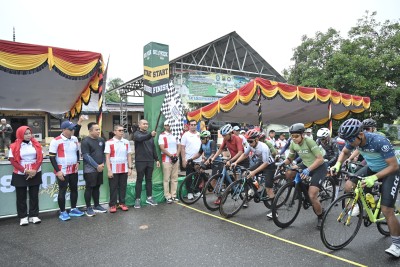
[263, 175, 287, 209]
[203, 173, 225, 211]
[219, 179, 247, 218]
[178, 172, 203, 205]
[320, 193, 363, 250]
[271, 182, 301, 228]
[319, 176, 336, 211]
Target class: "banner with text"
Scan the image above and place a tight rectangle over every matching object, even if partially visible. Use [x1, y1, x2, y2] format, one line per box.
[143, 42, 169, 184]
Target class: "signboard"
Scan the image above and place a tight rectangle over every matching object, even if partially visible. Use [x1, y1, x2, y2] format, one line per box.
[0, 162, 109, 218]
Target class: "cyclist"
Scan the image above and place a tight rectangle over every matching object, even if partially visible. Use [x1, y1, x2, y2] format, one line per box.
[191, 130, 220, 176]
[316, 128, 339, 167]
[280, 123, 327, 229]
[331, 118, 400, 257]
[211, 124, 245, 168]
[231, 129, 276, 216]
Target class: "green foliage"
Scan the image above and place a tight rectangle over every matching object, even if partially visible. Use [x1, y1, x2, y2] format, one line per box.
[105, 78, 124, 103]
[285, 11, 400, 126]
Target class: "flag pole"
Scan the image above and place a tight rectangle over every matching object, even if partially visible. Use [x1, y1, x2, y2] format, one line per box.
[154, 110, 162, 132]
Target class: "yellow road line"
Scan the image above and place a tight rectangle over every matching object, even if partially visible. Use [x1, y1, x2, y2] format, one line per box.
[177, 202, 367, 267]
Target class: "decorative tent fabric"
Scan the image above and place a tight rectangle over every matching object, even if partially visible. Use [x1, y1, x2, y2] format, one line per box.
[0, 39, 104, 117]
[187, 78, 370, 127]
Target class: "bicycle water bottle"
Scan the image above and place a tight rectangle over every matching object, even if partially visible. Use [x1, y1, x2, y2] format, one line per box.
[366, 193, 376, 209]
[253, 179, 259, 190]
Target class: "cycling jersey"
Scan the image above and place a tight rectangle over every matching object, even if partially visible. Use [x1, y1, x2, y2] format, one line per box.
[316, 137, 339, 166]
[345, 132, 396, 172]
[244, 141, 274, 164]
[289, 137, 322, 167]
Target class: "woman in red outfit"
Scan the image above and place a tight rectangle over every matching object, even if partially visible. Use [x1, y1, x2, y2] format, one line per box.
[9, 126, 43, 226]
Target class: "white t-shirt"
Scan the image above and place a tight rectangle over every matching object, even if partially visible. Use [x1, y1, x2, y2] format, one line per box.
[244, 141, 274, 164]
[181, 131, 201, 163]
[158, 131, 180, 163]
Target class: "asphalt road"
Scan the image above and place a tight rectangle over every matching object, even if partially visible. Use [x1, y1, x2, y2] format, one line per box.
[0, 199, 399, 267]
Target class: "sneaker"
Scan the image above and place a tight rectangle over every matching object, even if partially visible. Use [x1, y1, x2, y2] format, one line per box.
[28, 217, 41, 224]
[119, 204, 129, 211]
[194, 192, 201, 198]
[172, 197, 178, 202]
[134, 199, 141, 209]
[20, 217, 29, 226]
[187, 193, 194, 200]
[349, 204, 360, 217]
[85, 207, 96, 217]
[109, 205, 117, 213]
[93, 205, 107, 213]
[146, 197, 158, 206]
[385, 244, 400, 258]
[69, 208, 84, 217]
[266, 211, 273, 219]
[243, 202, 249, 208]
[59, 211, 70, 221]
[214, 197, 221, 205]
[167, 198, 173, 204]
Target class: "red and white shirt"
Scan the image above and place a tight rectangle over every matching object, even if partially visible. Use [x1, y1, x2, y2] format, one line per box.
[104, 137, 131, 173]
[9, 142, 42, 174]
[158, 131, 179, 163]
[49, 135, 79, 174]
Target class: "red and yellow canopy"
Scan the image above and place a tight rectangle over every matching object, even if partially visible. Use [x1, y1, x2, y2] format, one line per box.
[0, 39, 104, 117]
[187, 78, 370, 127]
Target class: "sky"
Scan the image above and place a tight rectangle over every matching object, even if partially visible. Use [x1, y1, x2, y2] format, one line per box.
[1, 0, 399, 84]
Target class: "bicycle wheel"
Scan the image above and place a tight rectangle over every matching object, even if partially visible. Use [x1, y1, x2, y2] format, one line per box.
[263, 174, 287, 209]
[320, 193, 363, 250]
[178, 172, 203, 205]
[376, 208, 390, 236]
[219, 179, 247, 218]
[319, 177, 336, 210]
[203, 173, 226, 211]
[271, 182, 301, 228]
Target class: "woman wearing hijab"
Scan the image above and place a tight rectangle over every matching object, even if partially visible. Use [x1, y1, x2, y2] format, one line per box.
[9, 126, 43, 226]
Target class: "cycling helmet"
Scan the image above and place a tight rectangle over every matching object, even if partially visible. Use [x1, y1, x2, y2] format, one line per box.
[289, 123, 305, 134]
[245, 129, 260, 139]
[338, 118, 363, 140]
[232, 125, 240, 131]
[200, 130, 211, 138]
[304, 128, 312, 133]
[240, 130, 246, 134]
[362, 118, 377, 128]
[317, 128, 330, 138]
[220, 124, 233, 135]
[259, 131, 266, 139]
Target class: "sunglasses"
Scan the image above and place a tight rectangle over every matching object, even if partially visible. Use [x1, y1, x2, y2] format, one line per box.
[190, 124, 197, 126]
[291, 134, 301, 138]
[247, 139, 255, 144]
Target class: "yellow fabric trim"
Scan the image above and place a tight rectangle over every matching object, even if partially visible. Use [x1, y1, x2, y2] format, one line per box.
[0, 51, 47, 70]
[53, 57, 99, 77]
[315, 91, 331, 102]
[239, 85, 256, 103]
[48, 47, 55, 70]
[260, 85, 278, 98]
[202, 103, 220, 118]
[220, 97, 238, 111]
[341, 96, 352, 107]
[330, 94, 341, 104]
[81, 87, 91, 103]
[279, 88, 297, 100]
[298, 90, 315, 101]
[332, 111, 350, 120]
[351, 108, 365, 114]
[314, 117, 329, 125]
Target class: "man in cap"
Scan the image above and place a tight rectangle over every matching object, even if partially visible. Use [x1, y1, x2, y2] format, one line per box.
[49, 121, 84, 221]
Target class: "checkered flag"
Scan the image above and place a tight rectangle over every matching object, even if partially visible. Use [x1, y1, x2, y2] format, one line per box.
[161, 79, 184, 141]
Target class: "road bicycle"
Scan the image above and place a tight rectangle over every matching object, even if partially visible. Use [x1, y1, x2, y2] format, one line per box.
[320, 170, 400, 250]
[271, 167, 336, 228]
[178, 160, 209, 205]
[219, 164, 287, 218]
[202, 159, 235, 211]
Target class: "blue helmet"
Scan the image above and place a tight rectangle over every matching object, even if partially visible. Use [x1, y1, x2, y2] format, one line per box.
[220, 124, 233, 135]
[338, 119, 363, 140]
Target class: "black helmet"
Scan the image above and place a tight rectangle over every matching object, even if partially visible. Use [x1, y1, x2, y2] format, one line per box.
[338, 119, 363, 140]
[289, 123, 305, 134]
[362, 118, 377, 128]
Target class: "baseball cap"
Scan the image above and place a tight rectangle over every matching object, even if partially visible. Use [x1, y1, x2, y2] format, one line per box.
[61, 121, 77, 130]
[164, 120, 170, 126]
[233, 126, 240, 131]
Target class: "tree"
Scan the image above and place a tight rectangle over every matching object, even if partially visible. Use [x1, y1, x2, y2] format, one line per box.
[284, 11, 400, 127]
[105, 77, 124, 103]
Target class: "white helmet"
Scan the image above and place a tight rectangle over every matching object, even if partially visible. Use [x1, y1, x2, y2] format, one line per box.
[317, 128, 330, 138]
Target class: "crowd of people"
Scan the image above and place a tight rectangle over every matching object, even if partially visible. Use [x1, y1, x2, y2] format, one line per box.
[6, 116, 400, 258]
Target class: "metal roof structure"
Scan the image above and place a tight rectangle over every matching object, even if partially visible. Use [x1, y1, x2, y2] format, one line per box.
[108, 31, 286, 131]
